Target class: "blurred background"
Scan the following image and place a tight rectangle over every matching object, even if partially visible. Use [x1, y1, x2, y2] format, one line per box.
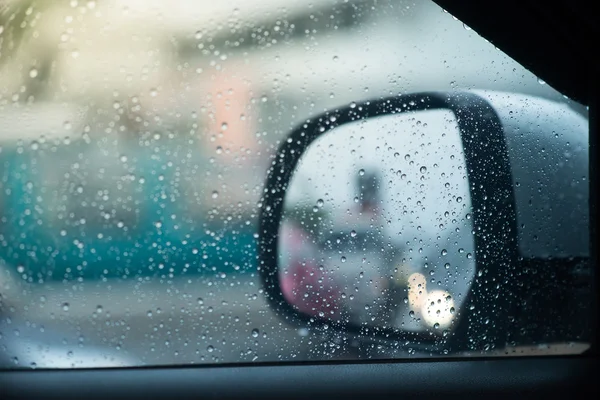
[0, 0, 586, 368]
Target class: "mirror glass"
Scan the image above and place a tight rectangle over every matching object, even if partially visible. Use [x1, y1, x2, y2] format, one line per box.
[279, 110, 476, 334]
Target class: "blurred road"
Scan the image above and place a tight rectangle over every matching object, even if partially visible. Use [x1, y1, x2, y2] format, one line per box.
[0, 271, 589, 368]
[3, 274, 347, 366]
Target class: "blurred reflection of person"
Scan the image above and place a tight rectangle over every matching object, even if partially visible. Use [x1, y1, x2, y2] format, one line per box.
[356, 170, 381, 217]
[351, 170, 390, 324]
[325, 169, 396, 327]
[354, 169, 422, 329]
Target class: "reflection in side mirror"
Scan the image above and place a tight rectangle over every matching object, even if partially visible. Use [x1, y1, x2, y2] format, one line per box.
[278, 110, 474, 334]
[259, 91, 590, 353]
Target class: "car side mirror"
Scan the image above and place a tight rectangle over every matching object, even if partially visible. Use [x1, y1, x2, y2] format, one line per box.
[257, 91, 590, 354]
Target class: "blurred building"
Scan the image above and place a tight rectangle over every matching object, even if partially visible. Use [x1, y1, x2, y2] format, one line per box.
[0, 0, 574, 212]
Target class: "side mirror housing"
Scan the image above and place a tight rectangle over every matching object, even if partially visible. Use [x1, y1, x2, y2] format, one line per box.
[257, 91, 590, 354]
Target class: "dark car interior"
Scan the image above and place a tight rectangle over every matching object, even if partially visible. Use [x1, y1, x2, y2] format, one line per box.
[0, 0, 597, 399]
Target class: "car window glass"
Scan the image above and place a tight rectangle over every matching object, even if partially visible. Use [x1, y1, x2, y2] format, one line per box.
[0, 0, 589, 368]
